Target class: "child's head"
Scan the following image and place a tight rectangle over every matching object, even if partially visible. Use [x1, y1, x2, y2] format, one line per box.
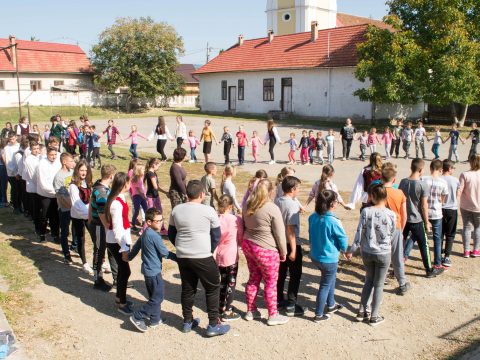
[145, 208, 164, 231]
[363, 130, 368, 136]
[46, 146, 58, 163]
[147, 158, 161, 172]
[186, 180, 204, 201]
[410, 158, 425, 175]
[4, 122, 12, 130]
[239, 125, 244, 132]
[29, 140, 40, 155]
[90, 125, 96, 131]
[223, 165, 235, 178]
[204, 162, 217, 176]
[108, 119, 114, 126]
[290, 132, 295, 139]
[434, 125, 440, 132]
[218, 194, 234, 215]
[173, 148, 187, 163]
[132, 163, 145, 182]
[418, 121, 423, 127]
[20, 116, 28, 124]
[131, 125, 137, 132]
[7, 132, 16, 144]
[32, 124, 39, 131]
[442, 159, 455, 175]
[385, 126, 390, 133]
[281, 176, 301, 196]
[19, 136, 29, 150]
[368, 184, 387, 205]
[452, 123, 458, 130]
[277, 166, 295, 185]
[397, 119, 403, 126]
[315, 190, 338, 215]
[469, 154, 480, 171]
[430, 159, 443, 174]
[472, 122, 478, 129]
[224, 126, 229, 133]
[381, 163, 397, 184]
[252, 130, 257, 137]
[309, 130, 314, 136]
[370, 127, 377, 134]
[44, 124, 50, 131]
[407, 122, 412, 128]
[255, 169, 268, 180]
[302, 130, 307, 136]
[101, 164, 117, 181]
[204, 119, 211, 127]
[317, 131, 322, 137]
[189, 130, 194, 137]
[60, 152, 75, 170]
[128, 158, 137, 171]
[176, 115, 183, 124]
[328, 129, 334, 135]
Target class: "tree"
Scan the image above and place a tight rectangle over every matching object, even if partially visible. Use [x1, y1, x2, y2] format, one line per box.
[91, 17, 185, 112]
[355, 0, 480, 125]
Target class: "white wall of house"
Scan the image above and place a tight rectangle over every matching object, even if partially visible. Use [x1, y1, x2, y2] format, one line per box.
[198, 68, 424, 121]
[166, 95, 197, 108]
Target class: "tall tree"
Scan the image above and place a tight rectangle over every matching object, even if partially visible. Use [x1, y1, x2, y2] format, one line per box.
[355, 0, 480, 125]
[91, 17, 185, 112]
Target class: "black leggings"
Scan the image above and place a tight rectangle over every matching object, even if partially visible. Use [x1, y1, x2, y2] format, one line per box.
[277, 245, 303, 306]
[107, 242, 131, 304]
[219, 263, 238, 314]
[268, 138, 276, 160]
[88, 221, 118, 281]
[71, 218, 88, 264]
[157, 139, 167, 160]
[342, 138, 353, 159]
[176, 137, 183, 148]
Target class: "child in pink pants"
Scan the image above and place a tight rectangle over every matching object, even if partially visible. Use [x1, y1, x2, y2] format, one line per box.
[251, 131, 264, 163]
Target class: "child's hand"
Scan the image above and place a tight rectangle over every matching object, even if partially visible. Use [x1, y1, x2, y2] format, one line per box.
[121, 252, 129, 262]
[344, 252, 353, 261]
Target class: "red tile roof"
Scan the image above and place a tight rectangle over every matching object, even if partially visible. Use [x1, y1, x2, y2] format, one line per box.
[336, 13, 391, 30]
[176, 64, 199, 84]
[0, 38, 92, 74]
[194, 24, 369, 75]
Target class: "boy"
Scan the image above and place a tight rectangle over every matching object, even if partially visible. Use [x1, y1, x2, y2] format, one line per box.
[103, 119, 120, 160]
[414, 121, 427, 159]
[308, 130, 316, 165]
[235, 125, 248, 165]
[24, 141, 41, 230]
[298, 130, 309, 165]
[14, 136, 29, 215]
[391, 119, 403, 158]
[90, 125, 101, 169]
[325, 129, 335, 164]
[466, 122, 479, 159]
[358, 130, 368, 161]
[402, 122, 413, 159]
[275, 176, 307, 316]
[125, 208, 177, 332]
[315, 131, 326, 164]
[220, 126, 234, 165]
[440, 160, 460, 267]
[168, 180, 229, 337]
[399, 159, 442, 278]
[53, 152, 76, 263]
[444, 123, 465, 163]
[200, 162, 219, 208]
[5, 132, 20, 212]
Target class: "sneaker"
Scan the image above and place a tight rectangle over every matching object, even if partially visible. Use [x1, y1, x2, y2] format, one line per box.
[39, 235, 46, 243]
[188, 160, 194, 163]
[244, 309, 262, 321]
[464, 251, 471, 258]
[268, 160, 275, 165]
[69, 245, 79, 254]
[471, 250, 480, 258]
[342, 157, 346, 161]
[83, 263, 94, 276]
[442, 257, 452, 267]
[149, 318, 167, 329]
[63, 256, 73, 265]
[426, 267, 444, 278]
[285, 304, 307, 317]
[267, 313, 289, 326]
[313, 314, 331, 323]
[93, 278, 112, 292]
[221, 311, 241, 322]
[182, 318, 200, 333]
[369, 316, 385, 327]
[117, 303, 134, 316]
[326, 303, 344, 314]
[102, 262, 112, 274]
[52, 236, 60, 244]
[130, 315, 148, 332]
[397, 282, 411, 295]
[206, 322, 230, 337]
[355, 311, 370, 322]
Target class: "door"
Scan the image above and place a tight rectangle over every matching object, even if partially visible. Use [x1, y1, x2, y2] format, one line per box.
[281, 78, 292, 112]
[228, 86, 237, 111]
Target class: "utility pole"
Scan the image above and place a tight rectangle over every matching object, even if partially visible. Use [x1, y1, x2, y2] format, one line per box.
[14, 43, 22, 119]
[206, 42, 212, 63]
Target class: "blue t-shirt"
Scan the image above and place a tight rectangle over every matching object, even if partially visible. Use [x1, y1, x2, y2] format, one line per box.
[449, 130, 460, 145]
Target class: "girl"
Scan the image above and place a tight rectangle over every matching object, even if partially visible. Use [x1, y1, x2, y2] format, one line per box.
[31, 124, 40, 136]
[250, 131, 263, 163]
[283, 132, 297, 165]
[241, 169, 268, 208]
[200, 119, 218, 163]
[145, 158, 168, 233]
[103, 119, 120, 160]
[69, 160, 94, 275]
[150, 116, 174, 161]
[325, 129, 335, 164]
[125, 125, 148, 160]
[175, 115, 187, 148]
[43, 124, 51, 144]
[127, 158, 143, 226]
[242, 179, 288, 326]
[187, 130, 200, 163]
[381, 127, 394, 159]
[298, 130, 310, 165]
[214, 195, 244, 322]
[130, 163, 147, 232]
[347, 184, 396, 326]
[1, 122, 12, 138]
[275, 166, 295, 202]
[16, 116, 30, 136]
[221, 165, 242, 213]
[348, 152, 383, 211]
[429, 126, 443, 160]
[309, 190, 348, 322]
[105, 172, 133, 315]
[305, 165, 349, 209]
[264, 117, 281, 165]
[367, 128, 381, 154]
[66, 125, 77, 155]
[169, 148, 188, 209]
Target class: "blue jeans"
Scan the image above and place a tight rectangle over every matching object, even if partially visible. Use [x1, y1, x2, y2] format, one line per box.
[131, 195, 148, 226]
[308, 148, 314, 164]
[133, 273, 164, 324]
[0, 165, 7, 204]
[190, 147, 197, 161]
[313, 261, 338, 316]
[59, 210, 71, 258]
[238, 146, 245, 164]
[430, 219, 442, 266]
[129, 144, 138, 159]
[431, 143, 440, 159]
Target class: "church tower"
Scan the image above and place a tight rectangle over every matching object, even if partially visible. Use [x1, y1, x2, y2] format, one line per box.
[266, 0, 337, 35]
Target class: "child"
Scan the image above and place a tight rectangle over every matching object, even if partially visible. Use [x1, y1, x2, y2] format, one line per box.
[347, 184, 395, 326]
[381, 127, 394, 159]
[187, 130, 200, 163]
[241, 169, 268, 208]
[315, 131, 326, 164]
[43, 124, 51, 144]
[214, 195, 244, 321]
[145, 158, 168, 222]
[367, 128, 381, 154]
[444, 123, 465, 163]
[126, 208, 177, 332]
[201, 162, 219, 208]
[402, 122, 414, 159]
[441, 160, 459, 267]
[283, 133, 297, 165]
[305, 164, 349, 209]
[298, 130, 310, 165]
[91, 125, 102, 170]
[391, 120, 403, 158]
[125, 125, 148, 160]
[5, 132, 20, 212]
[235, 125, 248, 165]
[325, 129, 335, 164]
[103, 120, 120, 160]
[429, 126, 443, 160]
[220, 126, 234, 165]
[358, 130, 368, 161]
[31, 124, 40, 136]
[466, 122, 479, 159]
[418, 160, 448, 272]
[275, 167, 295, 202]
[251, 131, 264, 163]
[308, 130, 316, 165]
[309, 190, 348, 322]
[414, 121, 427, 159]
[1, 122, 13, 138]
[130, 163, 148, 232]
[221, 165, 241, 213]
[66, 125, 77, 155]
[77, 126, 86, 159]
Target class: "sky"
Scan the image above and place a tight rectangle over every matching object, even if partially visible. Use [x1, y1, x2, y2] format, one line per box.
[1, 0, 389, 65]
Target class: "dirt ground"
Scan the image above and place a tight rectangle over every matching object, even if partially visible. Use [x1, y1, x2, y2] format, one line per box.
[1, 116, 479, 360]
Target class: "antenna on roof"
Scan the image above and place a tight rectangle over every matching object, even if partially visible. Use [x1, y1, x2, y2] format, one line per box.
[327, 32, 331, 60]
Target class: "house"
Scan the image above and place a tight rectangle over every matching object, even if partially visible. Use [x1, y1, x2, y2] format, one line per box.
[194, 0, 424, 121]
[165, 64, 199, 108]
[0, 35, 99, 108]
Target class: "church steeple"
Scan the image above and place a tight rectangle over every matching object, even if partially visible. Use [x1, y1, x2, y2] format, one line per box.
[266, 0, 337, 35]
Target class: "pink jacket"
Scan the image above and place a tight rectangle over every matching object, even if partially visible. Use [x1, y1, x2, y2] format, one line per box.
[214, 214, 244, 267]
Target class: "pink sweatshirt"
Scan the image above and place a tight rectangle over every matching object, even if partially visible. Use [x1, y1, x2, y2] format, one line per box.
[382, 132, 394, 145]
[214, 214, 244, 267]
[130, 176, 146, 197]
[187, 136, 200, 148]
[126, 132, 147, 145]
[251, 137, 260, 148]
[367, 134, 379, 145]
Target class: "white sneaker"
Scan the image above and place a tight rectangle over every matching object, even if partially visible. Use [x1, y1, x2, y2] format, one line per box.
[244, 309, 262, 321]
[83, 263, 94, 276]
[188, 160, 194, 163]
[342, 157, 346, 161]
[267, 313, 289, 326]
[268, 160, 276, 165]
[102, 262, 111, 274]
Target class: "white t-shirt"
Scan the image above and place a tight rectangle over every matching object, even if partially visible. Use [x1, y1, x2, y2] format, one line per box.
[415, 127, 426, 140]
[421, 176, 449, 220]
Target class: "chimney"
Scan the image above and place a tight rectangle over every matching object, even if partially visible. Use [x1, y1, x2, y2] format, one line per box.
[311, 21, 318, 42]
[238, 35, 244, 46]
[9, 35, 17, 68]
[268, 30, 274, 43]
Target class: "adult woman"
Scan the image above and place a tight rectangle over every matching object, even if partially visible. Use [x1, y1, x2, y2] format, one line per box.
[105, 172, 133, 315]
[69, 160, 94, 275]
[174, 115, 187, 148]
[242, 179, 288, 326]
[1, 122, 12, 138]
[264, 117, 281, 165]
[200, 119, 218, 163]
[169, 147, 187, 209]
[458, 154, 480, 257]
[150, 116, 174, 161]
[347, 152, 383, 211]
[340, 118, 356, 161]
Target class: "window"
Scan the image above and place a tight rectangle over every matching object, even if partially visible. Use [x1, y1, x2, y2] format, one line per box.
[263, 79, 274, 101]
[0, 80, 4, 90]
[221, 80, 227, 100]
[282, 78, 292, 87]
[238, 80, 244, 100]
[30, 80, 41, 91]
[54, 80, 64, 86]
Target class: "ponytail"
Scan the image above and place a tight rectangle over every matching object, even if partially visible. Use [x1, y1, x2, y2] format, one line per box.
[105, 172, 130, 224]
[315, 190, 337, 216]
